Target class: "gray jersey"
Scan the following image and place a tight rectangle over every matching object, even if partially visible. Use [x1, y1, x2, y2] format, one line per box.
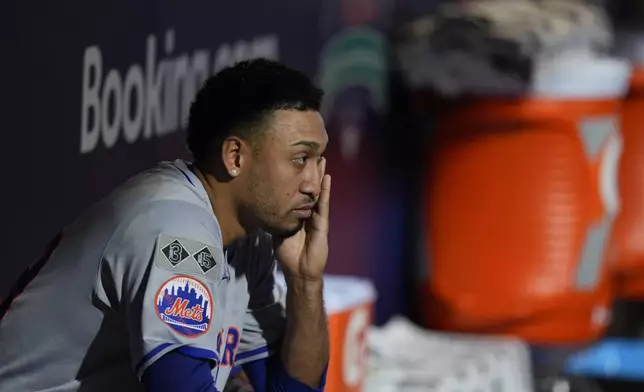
[0, 160, 285, 392]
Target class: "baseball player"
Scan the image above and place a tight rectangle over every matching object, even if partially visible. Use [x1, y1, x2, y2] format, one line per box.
[0, 59, 330, 392]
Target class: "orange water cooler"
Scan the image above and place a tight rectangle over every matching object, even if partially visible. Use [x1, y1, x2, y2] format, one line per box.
[324, 277, 375, 392]
[610, 64, 644, 300]
[274, 274, 376, 392]
[421, 54, 631, 345]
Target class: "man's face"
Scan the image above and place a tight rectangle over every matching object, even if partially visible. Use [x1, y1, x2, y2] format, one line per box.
[243, 109, 328, 238]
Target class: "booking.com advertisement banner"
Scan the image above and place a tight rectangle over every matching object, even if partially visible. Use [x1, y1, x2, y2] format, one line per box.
[2, 0, 404, 323]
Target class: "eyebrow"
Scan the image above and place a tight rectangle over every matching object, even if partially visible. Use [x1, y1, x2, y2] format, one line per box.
[290, 140, 321, 150]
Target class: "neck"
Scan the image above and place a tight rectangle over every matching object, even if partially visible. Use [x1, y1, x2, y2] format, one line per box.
[192, 165, 246, 247]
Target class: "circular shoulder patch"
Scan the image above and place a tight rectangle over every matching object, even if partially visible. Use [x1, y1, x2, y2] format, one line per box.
[155, 275, 213, 338]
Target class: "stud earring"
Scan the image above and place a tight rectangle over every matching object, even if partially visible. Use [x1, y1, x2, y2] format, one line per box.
[230, 169, 239, 177]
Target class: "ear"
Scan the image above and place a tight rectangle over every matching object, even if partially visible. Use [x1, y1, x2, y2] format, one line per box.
[221, 136, 252, 178]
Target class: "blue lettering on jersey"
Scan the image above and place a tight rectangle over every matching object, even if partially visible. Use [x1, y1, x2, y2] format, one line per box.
[218, 327, 241, 367]
[155, 276, 213, 338]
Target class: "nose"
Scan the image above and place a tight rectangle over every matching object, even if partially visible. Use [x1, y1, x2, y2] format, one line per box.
[299, 163, 322, 199]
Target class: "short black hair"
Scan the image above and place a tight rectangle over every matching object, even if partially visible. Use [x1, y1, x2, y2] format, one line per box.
[187, 58, 324, 162]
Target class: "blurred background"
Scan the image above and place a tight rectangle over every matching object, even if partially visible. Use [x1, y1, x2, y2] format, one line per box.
[3, 0, 644, 391]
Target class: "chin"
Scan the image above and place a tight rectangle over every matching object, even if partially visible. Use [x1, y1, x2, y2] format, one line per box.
[265, 219, 304, 239]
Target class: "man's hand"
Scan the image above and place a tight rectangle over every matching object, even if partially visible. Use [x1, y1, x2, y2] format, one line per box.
[275, 159, 331, 281]
[272, 159, 331, 389]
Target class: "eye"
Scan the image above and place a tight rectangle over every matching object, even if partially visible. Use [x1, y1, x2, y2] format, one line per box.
[293, 156, 307, 166]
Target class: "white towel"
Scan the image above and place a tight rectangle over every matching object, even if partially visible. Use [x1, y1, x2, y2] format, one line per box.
[365, 316, 534, 392]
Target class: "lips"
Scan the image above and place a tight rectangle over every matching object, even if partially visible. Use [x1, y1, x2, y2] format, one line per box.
[293, 209, 313, 218]
[294, 203, 316, 210]
[293, 203, 315, 218]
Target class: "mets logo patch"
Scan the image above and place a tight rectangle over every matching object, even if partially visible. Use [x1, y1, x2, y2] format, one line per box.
[155, 276, 213, 338]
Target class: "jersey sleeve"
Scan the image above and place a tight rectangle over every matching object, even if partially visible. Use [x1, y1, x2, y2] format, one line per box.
[234, 232, 286, 366]
[95, 200, 227, 379]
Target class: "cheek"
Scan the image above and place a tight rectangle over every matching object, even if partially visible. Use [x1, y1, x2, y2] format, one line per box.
[275, 183, 300, 211]
[283, 178, 303, 198]
[255, 163, 301, 203]
[272, 171, 300, 196]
